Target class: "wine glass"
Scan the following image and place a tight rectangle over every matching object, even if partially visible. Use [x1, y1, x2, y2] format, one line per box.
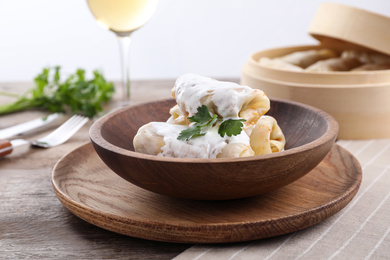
[87, 0, 159, 105]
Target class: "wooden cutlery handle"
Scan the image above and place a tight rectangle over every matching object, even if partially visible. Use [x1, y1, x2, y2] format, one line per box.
[0, 139, 13, 157]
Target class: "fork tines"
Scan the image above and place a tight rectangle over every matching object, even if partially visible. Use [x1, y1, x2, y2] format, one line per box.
[32, 115, 89, 148]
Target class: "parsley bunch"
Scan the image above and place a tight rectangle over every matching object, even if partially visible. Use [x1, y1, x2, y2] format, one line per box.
[0, 66, 114, 118]
[177, 105, 246, 141]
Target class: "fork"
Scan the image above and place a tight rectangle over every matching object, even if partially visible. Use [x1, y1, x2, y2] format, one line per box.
[0, 114, 89, 157]
[31, 114, 89, 148]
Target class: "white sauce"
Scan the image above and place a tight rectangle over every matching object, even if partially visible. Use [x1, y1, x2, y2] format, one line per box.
[148, 121, 250, 159]
[174, 73, 256, 118]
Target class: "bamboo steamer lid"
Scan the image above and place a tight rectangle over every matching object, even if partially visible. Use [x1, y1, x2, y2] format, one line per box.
[309, 3, 390, 56]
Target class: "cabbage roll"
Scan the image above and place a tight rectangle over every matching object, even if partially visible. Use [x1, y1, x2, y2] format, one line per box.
[171, 74, 270, 128]
[352, 63, 390, 71]
[259, 57, 304, 71]
[306, 57, 362, 72]
[134, 74, 286, 159]
[341, 50, 390, 64]
[133, 122, 254, 159]
[249, 115, 285, 155]
[167, 105, 189, 125]
[271, 49, 338, 68]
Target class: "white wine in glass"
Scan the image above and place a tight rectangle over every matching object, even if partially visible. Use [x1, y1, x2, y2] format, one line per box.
[87, 0, 159, 105]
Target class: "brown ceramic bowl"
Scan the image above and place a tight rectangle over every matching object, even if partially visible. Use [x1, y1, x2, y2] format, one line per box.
[89, 98, 338, 200]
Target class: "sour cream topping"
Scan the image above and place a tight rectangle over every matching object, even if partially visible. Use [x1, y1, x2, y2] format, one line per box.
[148, 122, 250, 159]
[173, 73, 258, 119]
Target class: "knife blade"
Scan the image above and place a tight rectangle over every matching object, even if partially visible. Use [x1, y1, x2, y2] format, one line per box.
[0, 139, 29, 157]
[0, 113, 64, 139]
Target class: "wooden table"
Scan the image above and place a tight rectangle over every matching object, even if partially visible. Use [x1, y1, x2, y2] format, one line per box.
[0, 80, 195, 259]
[2, 80, 389, 260]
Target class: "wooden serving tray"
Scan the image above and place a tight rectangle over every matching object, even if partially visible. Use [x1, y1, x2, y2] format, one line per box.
[52, 143, 361, 244]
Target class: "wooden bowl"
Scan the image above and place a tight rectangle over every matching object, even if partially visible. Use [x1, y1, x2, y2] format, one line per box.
[89, 98, 338, 200]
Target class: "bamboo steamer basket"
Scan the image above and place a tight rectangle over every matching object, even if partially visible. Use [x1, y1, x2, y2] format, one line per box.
[241, 3, 390, 139]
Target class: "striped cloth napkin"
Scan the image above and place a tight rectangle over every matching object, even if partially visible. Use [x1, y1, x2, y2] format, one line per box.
[174, 139, 390, 260]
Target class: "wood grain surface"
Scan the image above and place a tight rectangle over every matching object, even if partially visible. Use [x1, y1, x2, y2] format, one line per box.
[52, 143, 361, 244]
[0, 80, 196, 259]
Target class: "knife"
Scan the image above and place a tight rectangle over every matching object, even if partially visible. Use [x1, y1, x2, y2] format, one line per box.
[0, 139, 29, 157]
[0, 113, 64, 139]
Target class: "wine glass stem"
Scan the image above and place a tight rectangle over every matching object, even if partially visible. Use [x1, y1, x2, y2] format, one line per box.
[117, 35, 132, 105]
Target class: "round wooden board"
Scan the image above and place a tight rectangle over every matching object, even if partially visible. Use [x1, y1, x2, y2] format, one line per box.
[52, 143, 361, 244]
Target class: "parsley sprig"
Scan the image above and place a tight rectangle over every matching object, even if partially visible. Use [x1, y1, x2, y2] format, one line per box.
[219, 118, 247, 137]
[177, 105, 246, 141]
[0, 66, 114, 118]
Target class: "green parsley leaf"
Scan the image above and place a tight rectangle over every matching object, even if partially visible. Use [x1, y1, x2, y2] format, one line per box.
[218, 119, 246, 137]
[177, 105, 247, 141]
[188, 105, 213, 124]
[178, 105, 219, 141]
[177, 126, 205, 141]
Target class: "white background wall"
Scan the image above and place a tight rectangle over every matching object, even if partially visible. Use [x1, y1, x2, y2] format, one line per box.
[1, 0, 390, 82]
